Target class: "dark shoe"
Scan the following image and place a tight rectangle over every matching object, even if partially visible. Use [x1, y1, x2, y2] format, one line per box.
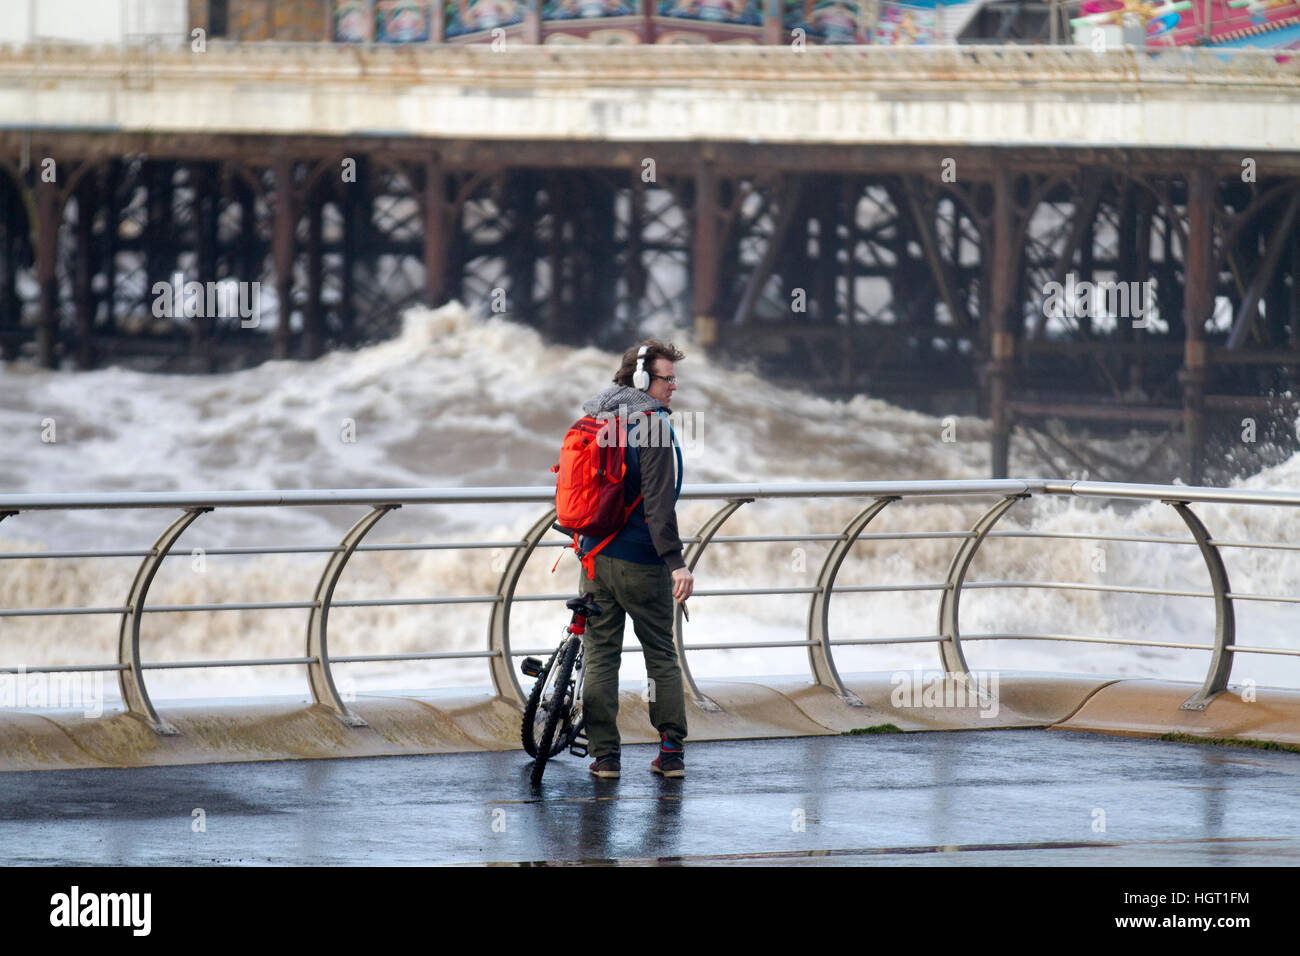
[589, 755, 621, 778]
[652, 733, 684, 778]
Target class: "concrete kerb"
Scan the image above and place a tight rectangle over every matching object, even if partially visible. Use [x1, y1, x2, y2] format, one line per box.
[2, 674, 1298, 771]
[1052, 679, 1300, 745]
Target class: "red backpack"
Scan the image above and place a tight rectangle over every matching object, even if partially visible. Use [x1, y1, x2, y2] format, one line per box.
[549, 414, 643, 576]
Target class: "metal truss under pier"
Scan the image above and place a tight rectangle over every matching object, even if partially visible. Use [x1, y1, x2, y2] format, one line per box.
[2, 45, 1299, 481]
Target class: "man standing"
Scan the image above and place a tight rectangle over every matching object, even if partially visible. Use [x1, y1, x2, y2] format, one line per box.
[578, 340, 694, 779]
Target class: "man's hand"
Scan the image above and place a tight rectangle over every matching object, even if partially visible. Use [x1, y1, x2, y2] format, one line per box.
[672, 567, 694, 604]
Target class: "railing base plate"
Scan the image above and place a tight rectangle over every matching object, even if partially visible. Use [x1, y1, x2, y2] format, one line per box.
[131, 714, 180, 737]
[1180, 690, 1226, 711]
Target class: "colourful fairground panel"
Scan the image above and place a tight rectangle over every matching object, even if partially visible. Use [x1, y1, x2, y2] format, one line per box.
[444, 0, 526, 38]
[1073, 0, 1300, 48]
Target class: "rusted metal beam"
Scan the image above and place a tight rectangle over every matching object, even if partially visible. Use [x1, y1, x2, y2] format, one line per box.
[340, 166, 358, 345]
[103, 159, 119, 343]
[693, 158, 721, 345]
[1078, 186, 1098, 338]
[987, 167, 1017, 478]
[1128, 186, 1156, 393]
[193, 163, 217, 368]
[841, 176, 858, 380]
[587, 175, 618, 337]
[902, 177, 969, 334]
[272, 156, 295, 361]
[734, 177, 802, 329]
[1181, 166, 1216, 484]
[1117, 180, 1137, 375]
[1202, 394, 1300, 412]
[237, 171, 260, 314]
[1291, 230, 1300, 360]
[1265, 226, 1289, 348]
[626, 173, 646, 303]
[1031, 168, 1104, 341]
[305, 194, 324, 360]
[1007, 400, 1182, 424]
[0, 175, 18, 360]
[1209, 347, 1300, 365]
[814, 182, 838, 329]
[73, 173, 94, 370]
[145, 161, 176, 337]
[35, 180, 59, 369]
[1225, 191, 1300, 350]
[546, 173, 568, 342]
[9, 133, 1298, 178]
[1021, 340, 1182, 357]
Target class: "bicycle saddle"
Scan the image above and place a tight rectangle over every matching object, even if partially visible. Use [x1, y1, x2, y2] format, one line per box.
[566, 594, 603, 618]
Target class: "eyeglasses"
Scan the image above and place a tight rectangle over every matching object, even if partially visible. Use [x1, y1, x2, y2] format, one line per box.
[650, 374, 676, 385]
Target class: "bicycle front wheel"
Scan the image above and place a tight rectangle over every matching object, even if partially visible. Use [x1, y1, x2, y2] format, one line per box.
[530, 635, 579, 785]
[521, 644, 563, 758]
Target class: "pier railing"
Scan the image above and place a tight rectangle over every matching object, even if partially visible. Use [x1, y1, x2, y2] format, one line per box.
[2, 478, 1298, 733]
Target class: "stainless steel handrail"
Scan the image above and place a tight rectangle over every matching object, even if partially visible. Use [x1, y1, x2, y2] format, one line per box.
[1, 478, 1298, 728]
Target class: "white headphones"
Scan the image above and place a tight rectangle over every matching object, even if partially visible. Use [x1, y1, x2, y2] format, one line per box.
[632, 345, 650, 391]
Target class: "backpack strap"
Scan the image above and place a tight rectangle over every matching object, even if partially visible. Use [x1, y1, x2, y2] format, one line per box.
[653, 409, 683, 501]
[551, 495, 643, 576]
[570, 493, 643, 578]
[626, 410, 681, 498]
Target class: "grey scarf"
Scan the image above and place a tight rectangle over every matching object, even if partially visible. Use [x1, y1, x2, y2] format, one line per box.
[582, 385, 666, 418]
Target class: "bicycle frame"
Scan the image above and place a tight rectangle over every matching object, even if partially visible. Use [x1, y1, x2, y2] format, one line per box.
[565, 615, 588, 757]
[522, 593, 602, 779]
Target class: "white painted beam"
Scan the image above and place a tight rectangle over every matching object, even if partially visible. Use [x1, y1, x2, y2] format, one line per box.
[1, 44, 1297, 152]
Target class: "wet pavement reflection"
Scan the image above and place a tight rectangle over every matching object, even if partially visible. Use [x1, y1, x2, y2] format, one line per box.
[2, 730, 1298, 865]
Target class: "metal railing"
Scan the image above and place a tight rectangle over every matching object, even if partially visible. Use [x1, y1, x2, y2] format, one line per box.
[2, 478, 1298, 734]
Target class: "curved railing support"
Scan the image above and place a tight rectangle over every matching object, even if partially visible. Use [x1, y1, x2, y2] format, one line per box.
[119, 507, 211, 735]
[1167, 500, 1236, 711]
[937, 494, 1027, 677]
[674, 497, 754, 712]
[307, 503, 399, 727]
[807, 496, 899, 705]
[487, 507, 558, 707]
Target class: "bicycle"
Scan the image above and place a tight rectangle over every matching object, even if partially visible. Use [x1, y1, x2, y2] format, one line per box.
[520, 592, 602, 785]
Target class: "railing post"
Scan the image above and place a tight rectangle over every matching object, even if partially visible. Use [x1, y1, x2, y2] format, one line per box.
[674, 497, 754, 712]
[937, 494, 1027, 677]
[807, 497, 899, 705]
[1166, 501, 1237, 710]
[118, 507, 212, 735]
[306, 504, 399, 727]
[487, 507, 558, 707]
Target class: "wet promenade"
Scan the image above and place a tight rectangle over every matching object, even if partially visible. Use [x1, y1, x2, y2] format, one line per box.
[4, 729, 1297, 866]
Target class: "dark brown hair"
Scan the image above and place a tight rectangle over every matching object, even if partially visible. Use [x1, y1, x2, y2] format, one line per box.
[613, 339, 685, 387]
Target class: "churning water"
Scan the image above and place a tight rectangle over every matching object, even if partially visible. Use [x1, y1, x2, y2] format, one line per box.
[2, 303, 1298, 702]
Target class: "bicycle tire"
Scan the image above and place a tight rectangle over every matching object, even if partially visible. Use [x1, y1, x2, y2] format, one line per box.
[530, 635, 579, 785]
[520, 644, 562, 758]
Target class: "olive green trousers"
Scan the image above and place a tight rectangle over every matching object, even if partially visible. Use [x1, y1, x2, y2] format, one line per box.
[578, 553, 688, 759]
